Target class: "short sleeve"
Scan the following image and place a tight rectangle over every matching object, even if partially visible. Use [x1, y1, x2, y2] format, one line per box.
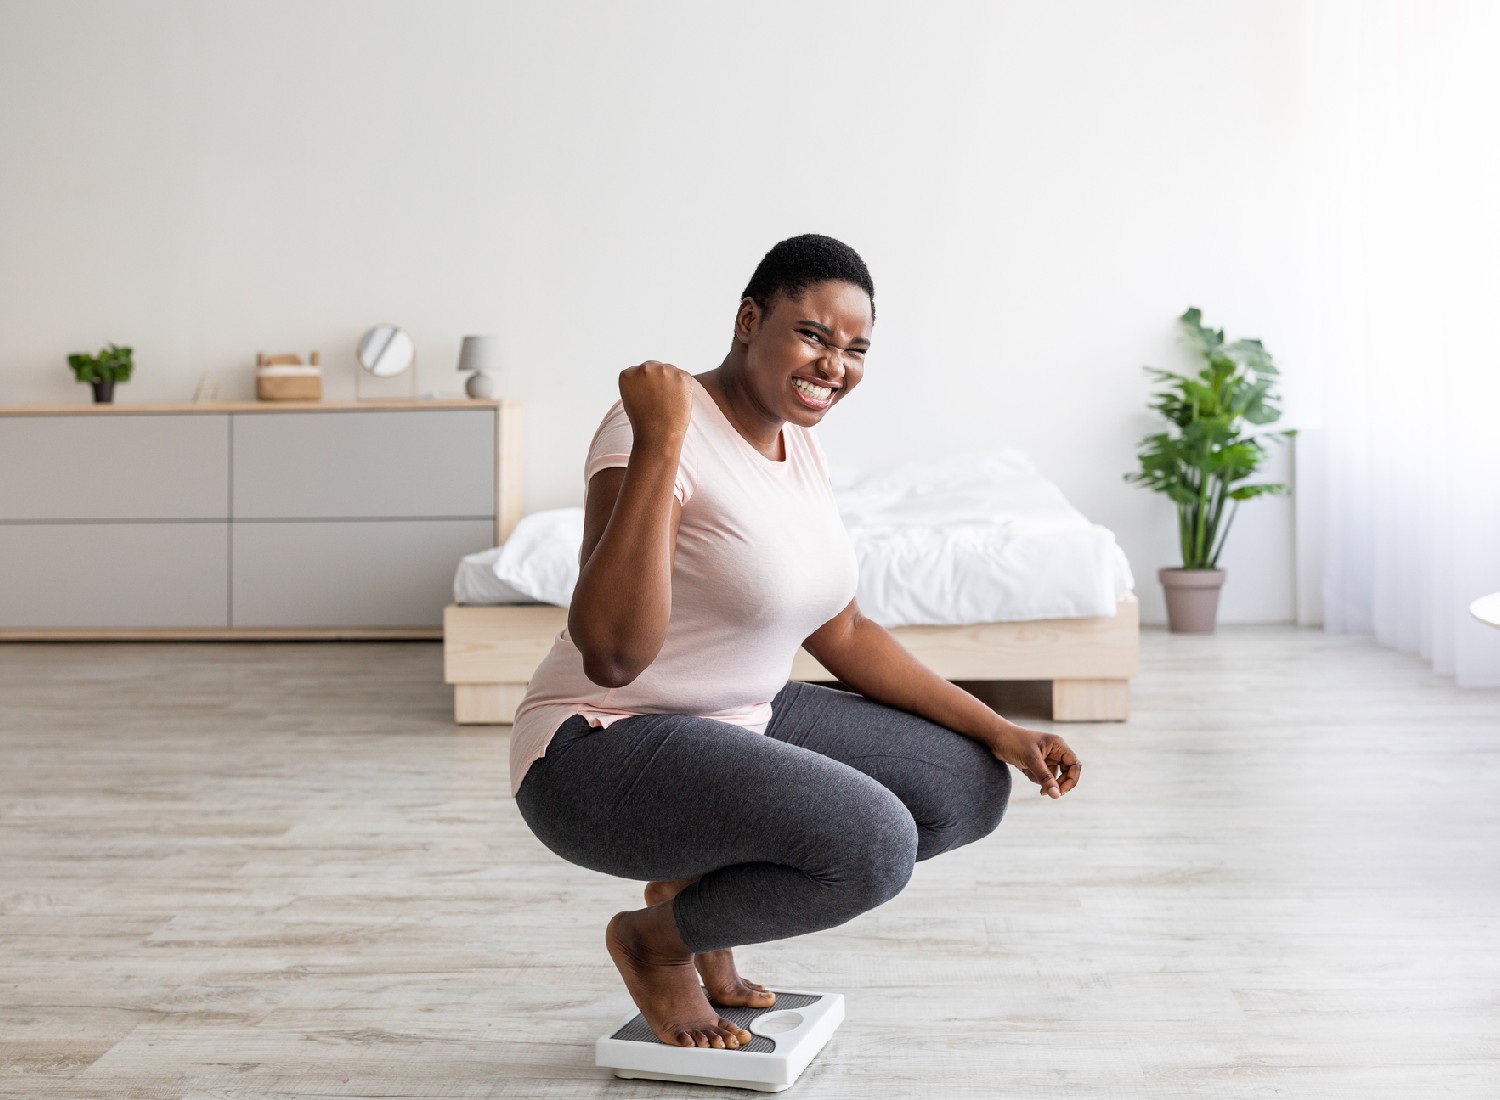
[583, 400, 694, 505]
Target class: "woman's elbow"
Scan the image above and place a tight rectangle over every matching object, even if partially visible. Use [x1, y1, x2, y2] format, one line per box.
[571, 631, 639, 687]
[568, 609, 656, 688]
[580, 653, 636, 690]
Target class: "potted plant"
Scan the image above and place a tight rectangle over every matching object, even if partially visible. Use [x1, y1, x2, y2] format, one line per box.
[1125, 308, 1293, 633]
[67, 342, 134, 404]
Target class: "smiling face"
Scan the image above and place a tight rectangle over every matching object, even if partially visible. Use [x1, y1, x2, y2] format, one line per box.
[735, 279, 874, 425]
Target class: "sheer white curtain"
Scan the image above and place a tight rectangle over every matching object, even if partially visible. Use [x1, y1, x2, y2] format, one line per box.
[1306, 0, 1500, 686]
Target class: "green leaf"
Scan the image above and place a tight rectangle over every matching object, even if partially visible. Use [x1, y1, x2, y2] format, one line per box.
[1178, 307, 1223, 356]
[1228, 482, 1288, 500]
[1128, 309, 1291, 555]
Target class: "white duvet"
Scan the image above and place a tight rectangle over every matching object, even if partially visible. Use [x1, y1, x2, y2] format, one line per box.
[456, 449, 1134, 624]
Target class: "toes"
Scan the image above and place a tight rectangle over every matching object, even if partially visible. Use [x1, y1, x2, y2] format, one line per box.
[668, 1023, 750, 1049]
[720, 1021, 752, 1045]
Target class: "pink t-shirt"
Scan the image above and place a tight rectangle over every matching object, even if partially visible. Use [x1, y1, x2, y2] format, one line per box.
[507, 375, 859, 797]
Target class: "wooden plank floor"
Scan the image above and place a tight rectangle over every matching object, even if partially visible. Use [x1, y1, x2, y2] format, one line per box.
[1, 627, 1496, 1099]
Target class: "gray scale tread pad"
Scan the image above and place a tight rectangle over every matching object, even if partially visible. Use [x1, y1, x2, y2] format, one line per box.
[609, 990, 823, 1053]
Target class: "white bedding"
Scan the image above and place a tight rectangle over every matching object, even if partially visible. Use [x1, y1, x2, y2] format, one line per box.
[453, 449, 1134, 624]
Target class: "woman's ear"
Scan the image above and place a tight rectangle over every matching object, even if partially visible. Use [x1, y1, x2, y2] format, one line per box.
[734, 296, 762, 345]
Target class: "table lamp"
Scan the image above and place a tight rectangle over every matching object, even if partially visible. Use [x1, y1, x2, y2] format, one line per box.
[457, 335, 500, 398]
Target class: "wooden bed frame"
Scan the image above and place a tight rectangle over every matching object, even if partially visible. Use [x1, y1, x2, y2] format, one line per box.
[442, 593, 1138, 724]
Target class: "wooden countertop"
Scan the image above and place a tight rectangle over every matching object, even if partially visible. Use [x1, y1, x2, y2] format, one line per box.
[0, 398, 512, 415]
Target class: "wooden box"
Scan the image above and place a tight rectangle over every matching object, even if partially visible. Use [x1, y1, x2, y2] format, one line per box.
[256, 373, 323, 401]
[256, 351, 323, 402]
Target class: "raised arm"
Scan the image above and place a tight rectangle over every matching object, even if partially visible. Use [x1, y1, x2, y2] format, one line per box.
[567, 362, 692, 689]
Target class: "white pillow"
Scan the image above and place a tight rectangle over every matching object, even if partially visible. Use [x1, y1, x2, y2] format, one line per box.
[492, 507, 585, 605]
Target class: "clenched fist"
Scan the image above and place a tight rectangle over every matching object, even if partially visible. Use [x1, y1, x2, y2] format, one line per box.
[618, 360, 695, 446]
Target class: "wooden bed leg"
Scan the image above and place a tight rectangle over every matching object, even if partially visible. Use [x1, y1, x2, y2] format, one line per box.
[454, 684, 527, 725]
[1051, 679, 1131, 721]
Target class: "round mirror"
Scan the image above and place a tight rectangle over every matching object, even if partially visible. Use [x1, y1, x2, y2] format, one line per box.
[357, 325, 415, 378]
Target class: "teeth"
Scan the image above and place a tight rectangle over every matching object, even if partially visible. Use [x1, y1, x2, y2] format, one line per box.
[793, 378, 832, 400]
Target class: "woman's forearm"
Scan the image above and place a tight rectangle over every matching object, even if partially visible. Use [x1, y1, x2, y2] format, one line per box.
[568, 439, 683, 687]
[834, 617, 1017, 747]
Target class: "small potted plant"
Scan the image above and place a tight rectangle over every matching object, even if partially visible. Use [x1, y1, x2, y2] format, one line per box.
[1125, 308, 1293, 633]
[67, 342, 134, 404]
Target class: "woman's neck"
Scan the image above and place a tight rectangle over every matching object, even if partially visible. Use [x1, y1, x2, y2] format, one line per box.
[698, 361, 785, 457]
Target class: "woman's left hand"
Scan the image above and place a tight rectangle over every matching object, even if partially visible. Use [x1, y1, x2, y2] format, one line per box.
[986, 723, 1081, 798]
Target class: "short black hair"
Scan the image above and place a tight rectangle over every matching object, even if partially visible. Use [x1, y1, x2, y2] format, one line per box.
[741, 233, 876, 324]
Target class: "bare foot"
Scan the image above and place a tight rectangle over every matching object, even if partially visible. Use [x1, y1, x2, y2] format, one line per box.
[605, 905, 753, 1049]
[645, 878, 777, 1009]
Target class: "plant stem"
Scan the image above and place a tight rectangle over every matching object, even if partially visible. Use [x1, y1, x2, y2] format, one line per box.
[1208, 499, 1240, 567]
[1178, 460, 1197, 566]
[1203, 474, 1227, 569]
[1192, 455, 1211, 568]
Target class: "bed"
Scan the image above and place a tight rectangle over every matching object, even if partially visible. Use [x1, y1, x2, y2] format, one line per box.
[442, 449, 1138, 724]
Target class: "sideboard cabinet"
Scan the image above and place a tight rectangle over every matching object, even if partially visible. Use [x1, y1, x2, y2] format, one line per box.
[0, 399, 521, 638]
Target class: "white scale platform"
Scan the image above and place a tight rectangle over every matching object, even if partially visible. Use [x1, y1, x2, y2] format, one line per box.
[596, 987, 844, 1093]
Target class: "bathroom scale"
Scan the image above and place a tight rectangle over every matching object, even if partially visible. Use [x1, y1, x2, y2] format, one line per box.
[595, 987, 844, 1092]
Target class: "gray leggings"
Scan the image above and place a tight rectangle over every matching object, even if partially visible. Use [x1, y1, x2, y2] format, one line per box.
[514, 680, 1013, 953]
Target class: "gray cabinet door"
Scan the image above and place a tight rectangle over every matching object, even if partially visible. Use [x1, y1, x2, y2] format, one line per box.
[0, 415, 228, 520]
[231, 410, 495, 520]
[0, 523, 229, 627]
[232, 519, 496, 627]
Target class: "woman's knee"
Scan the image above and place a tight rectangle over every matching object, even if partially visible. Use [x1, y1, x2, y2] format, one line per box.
[964, 749, 1013, 835]
[829, 782, 919, 910]
[972, 754, 1013, 834]
[916, 749, 1013, 859]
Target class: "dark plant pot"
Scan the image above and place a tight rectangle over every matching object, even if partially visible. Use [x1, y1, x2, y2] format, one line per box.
[1159, 567, 1226, 634]
[90, 379, 115, 404]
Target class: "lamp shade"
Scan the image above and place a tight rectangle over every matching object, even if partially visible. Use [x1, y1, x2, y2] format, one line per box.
[457, 335, 500, 373]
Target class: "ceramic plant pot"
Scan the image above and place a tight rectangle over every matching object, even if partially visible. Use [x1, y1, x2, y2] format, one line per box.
[90, 378, 115, 404]
[1159, 567, 1226, 634]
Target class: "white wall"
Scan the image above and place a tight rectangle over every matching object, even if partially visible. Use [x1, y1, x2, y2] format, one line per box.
[0, 0, 1315, 625]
